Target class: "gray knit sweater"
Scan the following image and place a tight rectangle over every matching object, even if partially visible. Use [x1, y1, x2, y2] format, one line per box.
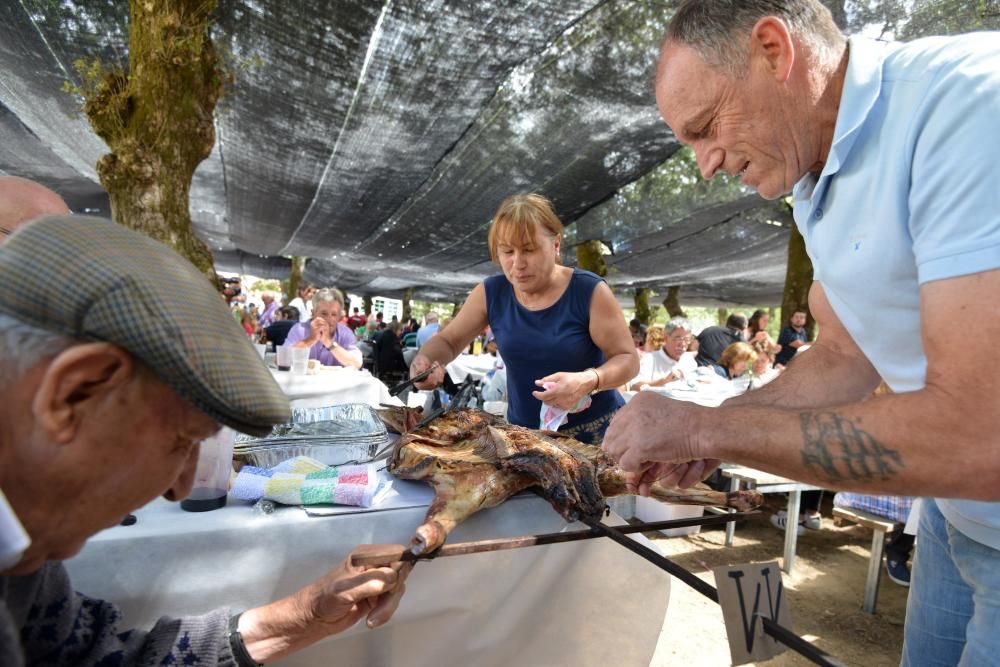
[1, 561, 241, 666]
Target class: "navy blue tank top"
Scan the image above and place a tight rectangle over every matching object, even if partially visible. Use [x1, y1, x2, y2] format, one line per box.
[484, 268, 624, 430]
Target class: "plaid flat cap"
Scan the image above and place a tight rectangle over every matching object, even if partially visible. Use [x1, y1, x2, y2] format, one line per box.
[0, 215, 290, 436]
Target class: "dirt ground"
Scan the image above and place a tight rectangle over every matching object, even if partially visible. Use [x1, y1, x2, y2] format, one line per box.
[647, 495, 908, 666]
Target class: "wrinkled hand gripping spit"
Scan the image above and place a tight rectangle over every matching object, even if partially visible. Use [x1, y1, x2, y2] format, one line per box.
[378, 407, 762, 555]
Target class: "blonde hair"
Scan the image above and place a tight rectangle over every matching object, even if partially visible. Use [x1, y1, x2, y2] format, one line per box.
[751, 339, 774, 360]
[487, 193, 564, 263]
[719, 342, 757, 370]
[644, 325, 665, 351]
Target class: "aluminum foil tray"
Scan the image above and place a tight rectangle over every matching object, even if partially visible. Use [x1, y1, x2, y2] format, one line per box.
[235, 403, 387, 443]
[234, 441, 383, 468]
[233, 403, 389, 468]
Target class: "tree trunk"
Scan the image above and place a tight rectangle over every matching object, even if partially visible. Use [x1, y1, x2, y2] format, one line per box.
[363, 295, 373, 317]
[83, 0, 222, 280]
[451, 302, 461, 318]
[575, 240, 608, 277]
[717, 308, 728, 326]
[401, 288, 413, 323]
[827, 0, 848, 30]
[634, 288, 653, 326]
[284, 256, 305, 306]
[663, 285, 686, 318]
[780, 223, 817, 340]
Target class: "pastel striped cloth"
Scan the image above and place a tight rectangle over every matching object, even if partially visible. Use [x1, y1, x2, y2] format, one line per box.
[231, 456, 382, 507]
[833, 492, 914, 524]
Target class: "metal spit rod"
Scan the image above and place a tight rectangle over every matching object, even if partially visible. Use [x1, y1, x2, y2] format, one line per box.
[579, 517, 844, 667]
[351, 511, 754, 567]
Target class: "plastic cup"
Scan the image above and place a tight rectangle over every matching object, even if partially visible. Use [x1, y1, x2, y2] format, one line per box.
[254, 343, 266, 360]
[291, 346, 310, 374]
[180, 428, 236, 512]
[276, 344, 293, 371]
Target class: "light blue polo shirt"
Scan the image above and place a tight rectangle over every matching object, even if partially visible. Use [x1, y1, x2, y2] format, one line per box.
[793, 35, 1000, 549]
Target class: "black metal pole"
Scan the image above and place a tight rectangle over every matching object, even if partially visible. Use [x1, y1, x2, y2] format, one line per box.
[580, 517, 843, 667]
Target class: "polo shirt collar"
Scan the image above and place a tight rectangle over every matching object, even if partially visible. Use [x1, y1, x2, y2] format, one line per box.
[794, 36, 890, 202]
[0, 488, 30, 571]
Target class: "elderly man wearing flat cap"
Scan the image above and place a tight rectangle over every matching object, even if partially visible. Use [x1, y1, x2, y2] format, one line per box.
[0, 212, 410, 666]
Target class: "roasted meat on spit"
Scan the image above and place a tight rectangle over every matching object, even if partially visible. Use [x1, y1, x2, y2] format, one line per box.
[378, 407, 762, 555]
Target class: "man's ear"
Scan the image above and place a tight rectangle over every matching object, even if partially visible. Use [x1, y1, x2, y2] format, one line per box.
[32, 343, 136, 444]
[750, 17, 795, 83]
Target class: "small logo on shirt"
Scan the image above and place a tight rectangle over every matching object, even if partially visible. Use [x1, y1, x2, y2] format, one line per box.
[850, 235, 866, 252]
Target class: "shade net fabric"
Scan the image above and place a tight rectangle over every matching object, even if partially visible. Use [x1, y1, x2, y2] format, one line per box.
[2, 0, 995, 305]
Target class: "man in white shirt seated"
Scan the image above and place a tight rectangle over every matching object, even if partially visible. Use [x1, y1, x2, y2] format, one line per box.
[629, 317, 697, 391]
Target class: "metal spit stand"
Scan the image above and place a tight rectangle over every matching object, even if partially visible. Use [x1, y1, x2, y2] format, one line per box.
[580, 515, 845, 667]
[355, 511, 844, 666]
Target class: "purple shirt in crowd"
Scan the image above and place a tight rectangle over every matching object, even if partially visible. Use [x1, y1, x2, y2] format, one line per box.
[258, 301, 280, 328]
[283, 321, 359, 366]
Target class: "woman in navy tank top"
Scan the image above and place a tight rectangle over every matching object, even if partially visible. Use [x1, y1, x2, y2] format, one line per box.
[409, 193, 638, 443]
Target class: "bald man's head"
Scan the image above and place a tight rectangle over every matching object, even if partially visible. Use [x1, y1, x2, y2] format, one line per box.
[0, 176, 71, 243]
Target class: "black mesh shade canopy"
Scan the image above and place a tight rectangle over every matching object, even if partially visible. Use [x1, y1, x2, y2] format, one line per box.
[2, 0, 991, 305]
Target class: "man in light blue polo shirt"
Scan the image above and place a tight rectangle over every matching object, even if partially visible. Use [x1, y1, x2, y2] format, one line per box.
[415, 311, 440, 348]
[602, 1, 1000, 663]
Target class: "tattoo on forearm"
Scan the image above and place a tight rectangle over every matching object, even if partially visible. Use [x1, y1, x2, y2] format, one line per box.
[799, 412, 903, 482]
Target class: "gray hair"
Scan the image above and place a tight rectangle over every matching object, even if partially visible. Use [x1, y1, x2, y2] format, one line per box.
[312, 287, 345, 308]
[665, 0, 844, 75]
[664, 317, 692, 335]
[0, 312, 77, 382]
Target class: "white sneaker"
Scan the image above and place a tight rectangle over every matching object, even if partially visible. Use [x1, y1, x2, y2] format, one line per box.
[770, 512, 805, 536]
[803, 514, 822, 531]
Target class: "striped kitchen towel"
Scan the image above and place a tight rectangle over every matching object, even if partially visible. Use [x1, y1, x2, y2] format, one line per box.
[231, 456, 383, 507]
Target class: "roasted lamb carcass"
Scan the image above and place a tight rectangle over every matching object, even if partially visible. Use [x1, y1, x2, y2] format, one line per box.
[380, 407, 762, 555]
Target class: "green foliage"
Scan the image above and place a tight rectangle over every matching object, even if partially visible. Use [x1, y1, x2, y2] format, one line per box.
[248, 278, 281, 294]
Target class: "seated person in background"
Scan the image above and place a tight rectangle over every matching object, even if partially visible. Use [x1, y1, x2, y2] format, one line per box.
[239, 309, 256, 338]
[416, 312, 440, 348]
[629, 317, 698, 391]
[628, 318, 647, 348]
[834, 492, 916, 586]
[284, 288, 362, 368]
[287, 284, 315, 322]
[401, 329, 419, 348]
[771, 490, 826, 536]
[0, 175, 70, 241]
[484, 332, 498, 356]
[0, 214, 409, 666]
[346, 307, 366, 331]
[711, 341, 757, 380]
[262, 305, 300, 346]
[694, 313, 747, 367]
[257, 292, 280, 329]
[750, 340, 781, 388]
[375, 320, 408, 385]
[641, 325, 665, 353]
[747, 309, 781, 354]
[775, 308, 810, 367]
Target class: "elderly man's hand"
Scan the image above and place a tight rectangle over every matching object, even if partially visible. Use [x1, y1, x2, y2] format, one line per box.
[239, 545, 412, 662]
[296, 545, 412, 632]
[602, 392, 716, 490]
[310, 317, 333, 347]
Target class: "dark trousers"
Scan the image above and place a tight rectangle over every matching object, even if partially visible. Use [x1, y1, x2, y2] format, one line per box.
[885, 530, 915, 563]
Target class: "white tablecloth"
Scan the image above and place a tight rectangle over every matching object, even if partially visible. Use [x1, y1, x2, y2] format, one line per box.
[269, 368, 399, 408]
[642, 371, 748, 407]
[445, 353, 497, 383]
[66, 495, 668, 667]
